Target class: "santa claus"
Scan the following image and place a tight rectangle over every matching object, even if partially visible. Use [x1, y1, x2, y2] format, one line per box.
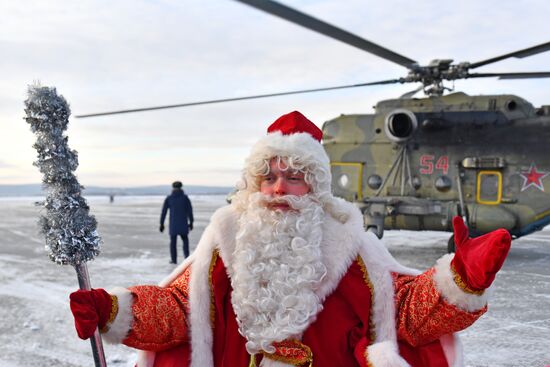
[70, 111, 511, 367]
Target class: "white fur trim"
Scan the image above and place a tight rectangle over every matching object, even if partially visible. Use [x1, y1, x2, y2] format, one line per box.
[367, 341, 410, 367]
[209, 206, 239, 279]
[361, 231, 420, 276]
[452, 334, 464, 367]
[102, 287, 134, 344]
[136, 350, 155, 367]
[313, 199, 363, 302]
[188, 216, 221, 367]
[440, 333, 464, 367]
[249, 131, 329, 168]
[357, 232, 419, 349]
[433, 254, 491, 312]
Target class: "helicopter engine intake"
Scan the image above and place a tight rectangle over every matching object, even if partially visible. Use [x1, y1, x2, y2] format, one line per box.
[384, 109, 418, 142]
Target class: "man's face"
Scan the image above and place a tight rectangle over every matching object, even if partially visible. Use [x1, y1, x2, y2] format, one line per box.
[259, 158, 310, 210]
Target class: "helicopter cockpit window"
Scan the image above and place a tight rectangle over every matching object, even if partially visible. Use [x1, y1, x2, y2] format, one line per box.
[338, 174, 350, 189]
[330, 162, 364, 201]
[477, 171, 502, 205]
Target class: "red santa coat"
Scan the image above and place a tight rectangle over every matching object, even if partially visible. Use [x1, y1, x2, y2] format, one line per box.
[104, 200, 491, 367]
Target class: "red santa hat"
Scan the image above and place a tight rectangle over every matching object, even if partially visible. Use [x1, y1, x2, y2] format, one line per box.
[241, 111, 332, 196]
[267, 111, 323, 142]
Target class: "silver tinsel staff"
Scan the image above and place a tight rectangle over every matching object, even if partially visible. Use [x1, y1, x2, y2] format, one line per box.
[24, 84, 107, 367]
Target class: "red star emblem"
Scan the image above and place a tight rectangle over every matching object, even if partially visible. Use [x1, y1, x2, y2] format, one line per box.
[520, 163, 549, 191]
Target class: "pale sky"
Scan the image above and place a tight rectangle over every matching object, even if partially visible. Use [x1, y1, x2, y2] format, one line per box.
[1, 0, 549, 187]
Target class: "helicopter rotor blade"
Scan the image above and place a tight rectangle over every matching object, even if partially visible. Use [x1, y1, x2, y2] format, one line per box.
[234, 0, 417, 69]
[467, 72, 550, 79]
[75, 79, 403, 118]
[469, 41, 550, 69]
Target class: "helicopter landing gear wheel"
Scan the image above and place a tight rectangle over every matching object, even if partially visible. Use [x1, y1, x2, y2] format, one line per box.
[447, 234, 456, 253]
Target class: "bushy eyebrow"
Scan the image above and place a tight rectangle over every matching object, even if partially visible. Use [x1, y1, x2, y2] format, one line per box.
[286, 170, 305, 177]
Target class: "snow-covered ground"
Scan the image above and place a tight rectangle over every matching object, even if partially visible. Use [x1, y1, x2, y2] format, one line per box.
[1, 196, 549, 366]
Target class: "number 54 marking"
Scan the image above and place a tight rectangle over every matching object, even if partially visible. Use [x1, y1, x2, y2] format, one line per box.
[420, 155, 449, 175]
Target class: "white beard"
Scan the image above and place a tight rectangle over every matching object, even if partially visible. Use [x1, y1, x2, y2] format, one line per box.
[230, 192, 327, 355]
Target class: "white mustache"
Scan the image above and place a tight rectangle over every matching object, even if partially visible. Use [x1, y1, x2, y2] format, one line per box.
[260, 194, 320, 210]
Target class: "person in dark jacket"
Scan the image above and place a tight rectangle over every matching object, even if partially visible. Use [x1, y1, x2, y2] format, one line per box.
[160, 181, 194, 263]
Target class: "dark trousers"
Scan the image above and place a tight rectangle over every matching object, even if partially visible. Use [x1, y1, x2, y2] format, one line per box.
[170, 234, 189, 263]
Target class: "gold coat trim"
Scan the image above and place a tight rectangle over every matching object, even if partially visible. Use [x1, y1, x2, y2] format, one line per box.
[209, 249, 220, 327]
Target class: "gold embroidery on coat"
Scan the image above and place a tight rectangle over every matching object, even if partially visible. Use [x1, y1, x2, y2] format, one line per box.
[209, 249, 220, 327]
[356, 255, 376, 342]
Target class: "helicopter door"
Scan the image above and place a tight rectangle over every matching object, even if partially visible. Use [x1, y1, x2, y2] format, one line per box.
[330, 162, 364, 202]
[476, 170, 502, 205]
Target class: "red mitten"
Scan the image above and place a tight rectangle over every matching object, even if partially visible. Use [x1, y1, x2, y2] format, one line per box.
[69, 288, 113, 340]
[451, 216, 511, 291]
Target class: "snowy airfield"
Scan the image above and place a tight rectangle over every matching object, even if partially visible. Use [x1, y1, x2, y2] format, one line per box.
[1, 195, 549, 367]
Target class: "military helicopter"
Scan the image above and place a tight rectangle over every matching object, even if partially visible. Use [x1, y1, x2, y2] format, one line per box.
[76, 0, 550, 252]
